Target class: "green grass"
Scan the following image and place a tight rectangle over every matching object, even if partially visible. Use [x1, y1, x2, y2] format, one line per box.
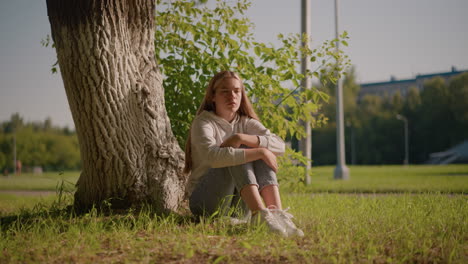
[0, 171, 78, 191]
[0, 193, 58, 215]
[1, 165, 467, 263]
[0, 193, 466, 263]
[1, 165, 467, 193]
[280, 164, 468, 193]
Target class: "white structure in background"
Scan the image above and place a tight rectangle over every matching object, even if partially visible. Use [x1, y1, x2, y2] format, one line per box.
[333, 0, 349, 180]
[426, 141, 468, 165]
[300, 0, 312, 185]
[358, 67, 467, 100]
[33, 166, 43, 175]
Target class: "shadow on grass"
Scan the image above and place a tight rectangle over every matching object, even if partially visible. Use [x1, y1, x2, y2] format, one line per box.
[0, 195, 253, 237]
[0, 202, 197, 232]
[1, 178, 203, 234]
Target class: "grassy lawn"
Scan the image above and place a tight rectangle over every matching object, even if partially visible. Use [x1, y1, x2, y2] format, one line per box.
[0, 165, 467, 263]
[1, 165, 467, 193]
[280, 164, 468, 193]
[0, 171, 78, 191]
[0, 193, 58, 215]
[0, 193, 466, 263]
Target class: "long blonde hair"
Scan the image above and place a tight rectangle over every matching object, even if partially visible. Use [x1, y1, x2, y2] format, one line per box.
[184, 71, 259, 173]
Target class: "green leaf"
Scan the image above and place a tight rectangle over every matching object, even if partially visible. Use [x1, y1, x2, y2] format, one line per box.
[254, 46, 261, 56]
[154, 0, 350, 167]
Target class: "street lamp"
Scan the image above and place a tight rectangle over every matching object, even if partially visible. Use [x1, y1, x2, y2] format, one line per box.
[301, 0, 312, 185]
[334, 0, 350, 180]
[396, 114, 409, 165]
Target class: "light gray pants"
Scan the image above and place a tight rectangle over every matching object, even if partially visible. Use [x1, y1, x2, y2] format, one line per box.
[189, 159, 278, 217]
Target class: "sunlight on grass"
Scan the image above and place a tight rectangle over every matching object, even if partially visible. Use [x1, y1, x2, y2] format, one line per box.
[0, 171, 79, 191]
[1, 165, 467, 193]
[0, 193, 57, 215]
[0, 193, 466, 263]
[279, 164, 468, 193]
[1, 165, 467, 262]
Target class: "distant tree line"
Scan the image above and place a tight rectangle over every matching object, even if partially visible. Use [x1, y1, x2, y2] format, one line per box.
[312, 70, 468, 165]
[2, 70, 466, 171]
[0, 114, 80, 172]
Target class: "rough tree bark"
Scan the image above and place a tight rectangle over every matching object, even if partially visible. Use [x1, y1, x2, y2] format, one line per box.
[46, 0, 187, 212]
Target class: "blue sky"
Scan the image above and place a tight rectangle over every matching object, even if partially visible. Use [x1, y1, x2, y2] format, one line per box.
[1, 0, 467, 128]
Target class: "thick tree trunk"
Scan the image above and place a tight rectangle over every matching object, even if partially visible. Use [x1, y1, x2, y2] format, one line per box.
[46, 0, 187, 212]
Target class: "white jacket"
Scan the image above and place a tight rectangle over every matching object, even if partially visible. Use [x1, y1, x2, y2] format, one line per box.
[186, 110, 285, 195]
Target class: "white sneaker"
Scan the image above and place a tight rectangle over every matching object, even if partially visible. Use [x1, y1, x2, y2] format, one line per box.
[271, 208, 304, 237]
[251, 208, 287, 236]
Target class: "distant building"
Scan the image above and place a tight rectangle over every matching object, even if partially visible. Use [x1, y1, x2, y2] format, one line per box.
[358, 67, 468, 100]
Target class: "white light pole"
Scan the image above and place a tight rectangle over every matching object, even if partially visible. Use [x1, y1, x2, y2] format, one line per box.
[334, 0, 349, 180]
[396, 114, 409, 165]
[301, 0, 312, 185]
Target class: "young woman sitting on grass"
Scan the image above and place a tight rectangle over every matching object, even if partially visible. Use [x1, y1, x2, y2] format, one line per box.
[184, 71, 303, 237]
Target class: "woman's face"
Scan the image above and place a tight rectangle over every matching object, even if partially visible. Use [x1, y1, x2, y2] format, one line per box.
[212, 77, 243, 119]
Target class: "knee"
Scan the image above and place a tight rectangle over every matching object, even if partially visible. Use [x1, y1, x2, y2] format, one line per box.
[254, 159, 276, 174]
